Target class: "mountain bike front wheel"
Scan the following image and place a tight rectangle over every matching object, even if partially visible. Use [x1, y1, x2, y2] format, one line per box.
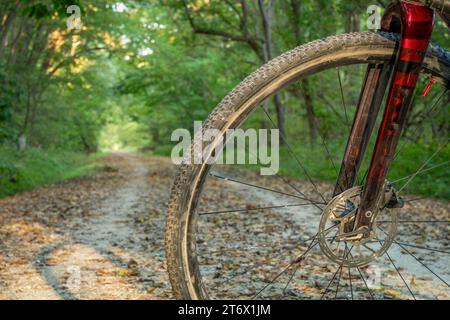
[165, 32, 450, 300]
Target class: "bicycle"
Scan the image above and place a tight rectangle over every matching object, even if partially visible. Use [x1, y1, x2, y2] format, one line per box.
[165, 0, 450, 299]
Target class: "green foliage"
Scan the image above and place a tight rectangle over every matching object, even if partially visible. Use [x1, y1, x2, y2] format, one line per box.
[23, 0, 84, 19]
[0, 145, 97, 198]
[0, 0, 448, 199]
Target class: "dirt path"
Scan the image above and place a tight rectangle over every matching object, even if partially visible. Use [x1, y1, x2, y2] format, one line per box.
[0, 153, 448, 300]
[0, 153, 174, 299]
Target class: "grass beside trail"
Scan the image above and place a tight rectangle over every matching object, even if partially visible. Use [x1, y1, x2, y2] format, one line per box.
[0, 146, 100, 198]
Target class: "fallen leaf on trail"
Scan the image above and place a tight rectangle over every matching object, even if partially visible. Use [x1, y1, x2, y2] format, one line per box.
[127, 258, 138, 268]
[384, 289, 401, 297]
[293, 284, 321, 294]
[118, 269, 132, 277]
[13, 258, 28, 265]
[97, 268, 113, 276]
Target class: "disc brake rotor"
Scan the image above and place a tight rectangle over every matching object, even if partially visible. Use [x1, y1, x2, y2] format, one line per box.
[318, 186, 398, 268]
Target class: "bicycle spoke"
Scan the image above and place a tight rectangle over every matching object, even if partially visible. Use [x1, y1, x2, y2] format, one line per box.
[391, 160, 450, 184]
[209, 172, 326, 204]
[335, 68, 357, 191]
[241, 145, 326, 210]
[360, 143, 446, 187]
[337, 68, 350, 130]
[393, 88, 448, 161]
[362, 90, 447, 188]
[356, 266, 375, 299]
[220, 225, 340, 288]
[260, 106, 327, 203]
[317, 93, 347, 124]
[252, 235, 319, 299]
[362, 244, 377, 254]
[314, 117, 338, 176]
[282, 265, 298, 295]
[274, 173, 325, 211]
[370, 238, 416, 299]
[321, 245, 353, 300]
[312, 115, 350, 193]
[347, 244, 353, 300]
[378, 220, 450, 224]
[252, 260, 299, 299]
[320, 265, 343, 300]
[199, 228, 336, 257]
[398, 140, 449, 194]
[198, 202, 315, 216]
[402, 196, 428, 203]
[220, 245, 300, 285]
[348, 267, 353, 300]
[388, 241, 450, 255]
[358, 165, 370, 186]
[334, 249, 347, 299]
[348, 251, 375, 299]
[385, 251, 416, 300]
[221, 253, 284, 284]
[378, 227, 450, 288]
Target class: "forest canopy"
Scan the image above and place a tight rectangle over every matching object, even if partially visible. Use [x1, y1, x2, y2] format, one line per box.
[0, 0, 449, 198]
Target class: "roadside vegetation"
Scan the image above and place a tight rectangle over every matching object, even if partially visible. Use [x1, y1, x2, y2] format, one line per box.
[0, 1, 448, 199]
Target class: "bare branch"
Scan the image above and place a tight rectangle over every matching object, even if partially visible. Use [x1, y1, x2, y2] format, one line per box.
[182, 0, 263, 60]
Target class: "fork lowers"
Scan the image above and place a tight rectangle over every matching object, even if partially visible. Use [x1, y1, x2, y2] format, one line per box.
[353, 1, 435, 233]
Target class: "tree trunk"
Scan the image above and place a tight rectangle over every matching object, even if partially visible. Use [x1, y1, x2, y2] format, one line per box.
[345, 12, 360, 33]
[17, 77, 33, 151]
[260, 100, 270, 129]
[28, 85, 43, 147]
[290, 0, 318, 145]
[301, 80, 317, 145]
[0, 0, 23, 63]
[151, 126, 160, 145]
[0, 8, 17, 61]
[273, 94, 286, 140]
[17, 134, 26, 151]
[258, 0, 286, 143]
[80, 133, 96, 154]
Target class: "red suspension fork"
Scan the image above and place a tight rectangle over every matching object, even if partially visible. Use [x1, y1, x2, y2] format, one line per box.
[354, 1, 435, 231]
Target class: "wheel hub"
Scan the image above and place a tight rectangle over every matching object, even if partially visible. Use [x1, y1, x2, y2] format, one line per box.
[318, 186, 398, 267]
